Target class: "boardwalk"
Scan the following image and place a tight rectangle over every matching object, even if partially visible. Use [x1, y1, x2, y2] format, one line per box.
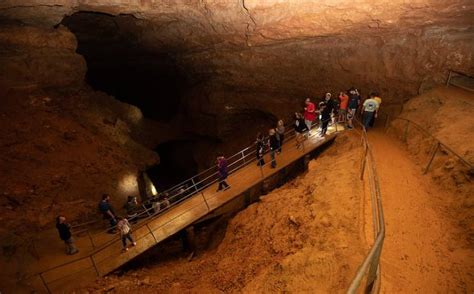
[22, 125, 342, 293]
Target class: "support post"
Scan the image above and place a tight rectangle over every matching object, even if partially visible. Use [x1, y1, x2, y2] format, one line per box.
[403, 120, 409, 143]
[146, 223, 158, 243]
[191, 177, 199, 193]
[424, 142, 440, 174]
[40, 273, 52, 294]
[90, 256, 100, 277]
[446, 70, 452, 86]
[87, 231, 95, 249]
[241, 150, 246, 164]
[201, 192, 210, 211]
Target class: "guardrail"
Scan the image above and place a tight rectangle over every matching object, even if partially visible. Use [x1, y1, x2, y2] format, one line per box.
[24, 118, 340, 293]
[385, 116, 472, 174]
[446, 70, 474, 90]
[69, 117, 341, 243]
[347, 119, 385, 293]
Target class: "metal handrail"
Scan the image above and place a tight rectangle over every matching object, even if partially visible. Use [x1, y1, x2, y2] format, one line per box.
[25, 118, 338, 290]
[446, 70, 474, 87]
[347, 119, 385, 293]
[386, 116, 473, 171]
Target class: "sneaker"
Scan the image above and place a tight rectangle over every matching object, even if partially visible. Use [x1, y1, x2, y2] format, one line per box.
[224, 186, 231, 191]
[132, 242, 137, 247]
[122, 248, 129, 252]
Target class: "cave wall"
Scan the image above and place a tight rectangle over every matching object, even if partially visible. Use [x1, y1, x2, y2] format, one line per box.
[0, 0, 473, 234]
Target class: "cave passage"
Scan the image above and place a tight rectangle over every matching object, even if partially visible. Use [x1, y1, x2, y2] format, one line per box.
[62, 12, 188, 122]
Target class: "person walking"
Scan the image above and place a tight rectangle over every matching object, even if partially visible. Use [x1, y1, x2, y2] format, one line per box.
[56, 215, 79, 255]
[347, 88, 361, 129]
[216, 153, 230, 191]
[117, 216, 136, 252]
[268, 129, 279, 168]
[275, 119, 285, 153]
[294, 112, 308, 149]
[319, 93, 334, 136]
[256, 132, 265, 166]
[369, 92, 382, 127]
[304, 98, 317, 134]
[98, 194, 117, 233]
[338, 91, 349, 123]
[362, 95, 380, 129]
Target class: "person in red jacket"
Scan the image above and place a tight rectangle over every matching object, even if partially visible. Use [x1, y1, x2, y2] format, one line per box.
[304, 98, 317, 134]
[338, 91, 349, 123]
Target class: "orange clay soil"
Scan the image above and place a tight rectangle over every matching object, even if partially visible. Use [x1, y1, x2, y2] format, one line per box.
[82, 132, 369, 293]
[81, 126, 473, 293]
[369, 129, 473, 293]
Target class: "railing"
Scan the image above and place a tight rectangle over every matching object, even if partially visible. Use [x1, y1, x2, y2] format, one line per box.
[446, 70, 474, 91]
[385, 116, 472, 174]
[69, 117, 341, 241]
[347, 119, 385, 293]
[24, 117, 340, 293]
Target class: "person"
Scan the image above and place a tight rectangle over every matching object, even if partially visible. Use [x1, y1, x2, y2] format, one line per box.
[216, 153, 230, 191]
[98, 194, 117, 233]
[268, 129, 279, 168]
[319, 93, 335, 136]
[338, 91, 349, 123]
[56, 215, 79, 255]
[303, 98, 317, 134]
[369, 92, 382, 127]
[347, 88, 361, 129]
[117, 216, 136, 252]
[161, 196, 171, 210]
[294, 112, 308, 149]
[256, 132, 265, 166]
[123, 196, 139, 221]
[275, 120, 285, 153]
[362, 94, 380, 129]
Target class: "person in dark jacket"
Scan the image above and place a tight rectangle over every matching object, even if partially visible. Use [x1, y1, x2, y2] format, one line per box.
[294, 112, 308, 149]
[319, 93, 335, 136]
[216, 153, 230, 191]
[268, 129, 279, 168]
[256, 132, 265, 166]
[56, 215, 79, 255]
[98, 194, 117, 233]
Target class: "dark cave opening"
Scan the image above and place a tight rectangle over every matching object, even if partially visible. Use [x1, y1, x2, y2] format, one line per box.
[62, 11, 188, 122]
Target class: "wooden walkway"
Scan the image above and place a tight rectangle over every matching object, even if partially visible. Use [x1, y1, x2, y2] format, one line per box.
[24, 126, 341, 293]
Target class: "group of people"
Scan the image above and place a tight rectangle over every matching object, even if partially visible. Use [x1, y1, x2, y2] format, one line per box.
[56, 87, 382, 256]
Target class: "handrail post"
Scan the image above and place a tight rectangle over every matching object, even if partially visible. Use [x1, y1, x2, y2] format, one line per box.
[90, 256, 100, 276]
[241, 150, 246, 164]
[360, 143, 368, 180]
[39, 273, 51, 294]
[403, 120, 409, 143]
[424, 142, 440, 174]
[87, 231, 95, 249]
[191, 177, 199, 193]
[201, 192, 210, 211]
[446, 70, 452, 86]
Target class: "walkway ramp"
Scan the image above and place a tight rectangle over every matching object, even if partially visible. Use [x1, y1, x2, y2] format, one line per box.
[24, 128, 340, 293]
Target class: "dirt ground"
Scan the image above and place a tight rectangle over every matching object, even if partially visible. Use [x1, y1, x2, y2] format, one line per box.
[82, 132, 369, 293]
[369, 130, 473, 292]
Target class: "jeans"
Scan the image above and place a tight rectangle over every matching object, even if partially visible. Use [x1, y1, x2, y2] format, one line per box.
[218, 176, 230, 190]
[121, 233, 135, 248]
[305, 119, 312, 132]
[320, 119, 330, 136]
[363, 111, 375, 129]
[64, 238, 78, 255]
[277, 134, 284, 152]
[270, 149, 276, 168]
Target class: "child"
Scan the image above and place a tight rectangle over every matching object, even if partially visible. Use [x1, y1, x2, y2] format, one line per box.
[117, 217, 136, 252]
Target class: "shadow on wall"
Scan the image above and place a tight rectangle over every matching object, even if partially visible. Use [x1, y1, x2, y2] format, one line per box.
[62, 12, 188, 122]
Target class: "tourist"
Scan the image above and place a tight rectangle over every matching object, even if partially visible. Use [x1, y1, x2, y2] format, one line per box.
[275, 119, 285, 153]
[256, 132, 265, 166]
[338, 91, 349, 123]
[319, 93, 334, 136]
[304, 98, 317, 134]
[56, 215, 79, 255]
[123, 196, 139, 221]
[161, 196, 171, 209]
[347, 88, 361, 129]
[216, 153, 230, 191]
[268, 129, 279, 168]
[117, 216, 136, 252]
[294, 112, 308, 149]
[362, 94, 380, 129]
[98, 194, 117, 233]
[369, 92, 382, 127]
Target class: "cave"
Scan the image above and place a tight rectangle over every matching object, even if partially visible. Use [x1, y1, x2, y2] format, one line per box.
[0, 0, 473, 293]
